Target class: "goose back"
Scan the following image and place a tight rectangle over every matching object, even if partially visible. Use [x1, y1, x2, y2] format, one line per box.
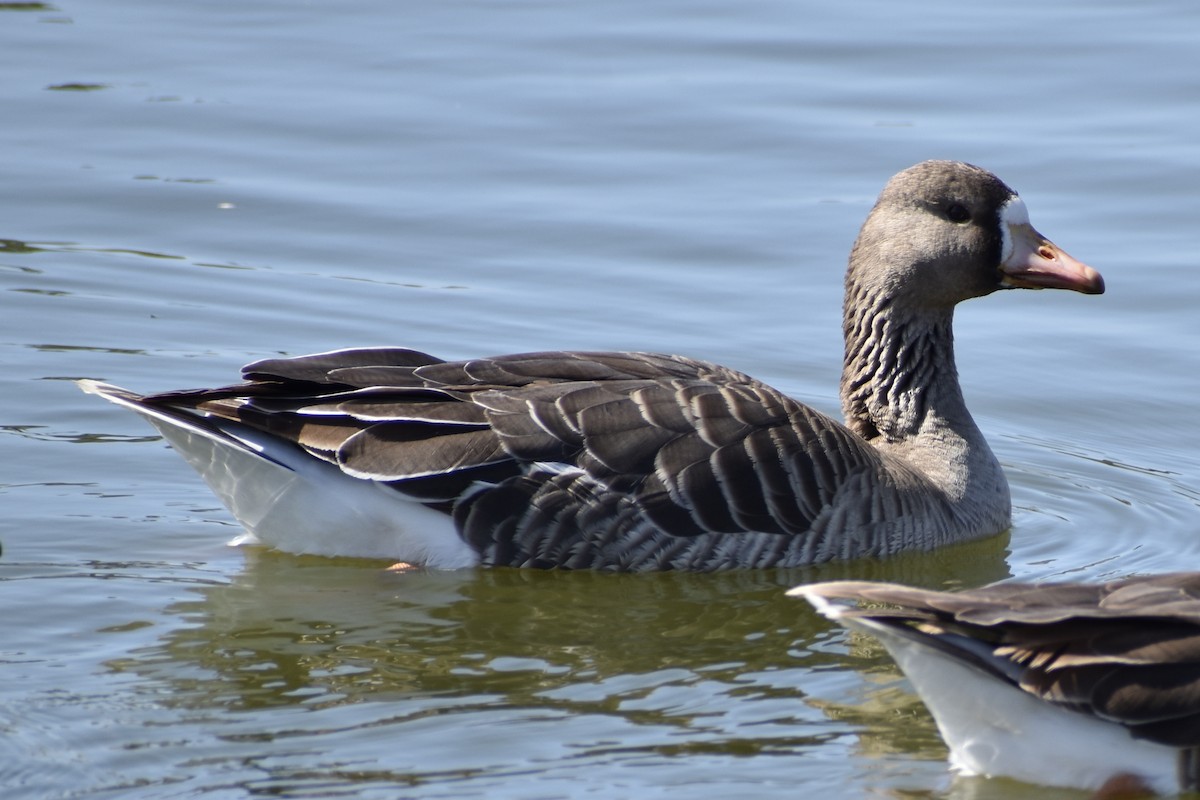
[153, 347, 960, 569]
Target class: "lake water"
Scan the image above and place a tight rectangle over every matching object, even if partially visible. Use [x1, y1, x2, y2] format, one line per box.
[3, 1, 1200, 797]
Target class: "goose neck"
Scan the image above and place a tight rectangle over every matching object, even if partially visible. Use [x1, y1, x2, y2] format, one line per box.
[839, 300, 966, 445]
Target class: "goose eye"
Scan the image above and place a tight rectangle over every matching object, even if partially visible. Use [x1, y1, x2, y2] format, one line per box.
[946, 204, 971, 223]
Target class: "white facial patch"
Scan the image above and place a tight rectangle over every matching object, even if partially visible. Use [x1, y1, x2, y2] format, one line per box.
[997, 195, 1030, 263]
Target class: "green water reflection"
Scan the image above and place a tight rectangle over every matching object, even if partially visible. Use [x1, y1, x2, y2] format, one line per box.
[96, 539, 1015, 796]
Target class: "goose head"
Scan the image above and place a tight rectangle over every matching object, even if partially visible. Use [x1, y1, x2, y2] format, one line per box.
[845, 160, 1104, 312]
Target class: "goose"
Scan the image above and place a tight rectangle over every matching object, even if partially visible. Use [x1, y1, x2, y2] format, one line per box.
[79, 160, 1103, 571]
[794, 575, 1200, 796]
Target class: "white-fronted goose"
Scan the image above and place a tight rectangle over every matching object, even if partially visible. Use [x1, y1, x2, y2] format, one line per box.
[80, 161, 1103, 570]
[794, 575, 1200, 795]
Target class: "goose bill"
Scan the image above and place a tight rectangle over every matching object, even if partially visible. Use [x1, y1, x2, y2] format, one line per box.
[999, 222, 1105, 294]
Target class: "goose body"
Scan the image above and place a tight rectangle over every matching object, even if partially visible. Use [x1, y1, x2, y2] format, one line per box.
[794, 575, 1200, 795]
[80, 161, 1103, 570]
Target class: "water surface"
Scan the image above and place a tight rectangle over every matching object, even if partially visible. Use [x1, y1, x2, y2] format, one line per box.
[3, 1, 1200, 797]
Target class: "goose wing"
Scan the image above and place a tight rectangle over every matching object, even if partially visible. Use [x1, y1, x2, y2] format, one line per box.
[147, 347, 916, 568]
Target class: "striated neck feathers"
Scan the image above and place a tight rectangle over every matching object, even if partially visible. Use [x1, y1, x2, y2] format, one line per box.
[840, 281, 961, 443]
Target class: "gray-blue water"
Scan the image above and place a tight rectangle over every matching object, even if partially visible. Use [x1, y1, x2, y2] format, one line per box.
[3, 1, 1200, 797]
